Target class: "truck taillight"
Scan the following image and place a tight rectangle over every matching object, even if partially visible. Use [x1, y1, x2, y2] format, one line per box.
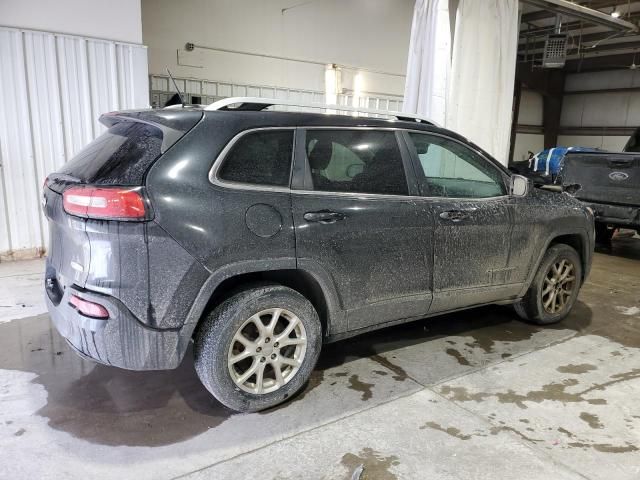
[63, 186, 147, 220]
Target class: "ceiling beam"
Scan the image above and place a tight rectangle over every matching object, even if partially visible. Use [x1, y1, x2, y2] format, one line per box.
[519, 30, 634, 52]
[521, 0, 628, 24]
[520, 0, 639, 31]
[561, 51, 638, 71]
[518, 41, 640, 70]
[574, 38, 640, 52]
[521, 12, 640, 39]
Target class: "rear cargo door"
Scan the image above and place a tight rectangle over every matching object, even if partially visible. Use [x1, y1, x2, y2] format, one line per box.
[563, 153, 640, 205]
[44, 112, 201, 306]
[43, 179, 90, 290]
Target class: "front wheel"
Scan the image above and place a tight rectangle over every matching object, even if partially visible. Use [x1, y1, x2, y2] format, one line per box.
[194, 284, 322, 412]
[514, 244, 582, 325]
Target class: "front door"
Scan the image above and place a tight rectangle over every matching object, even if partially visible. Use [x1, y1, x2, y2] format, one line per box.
[291, 128, 434, 333]
[403, 131, 516, 312]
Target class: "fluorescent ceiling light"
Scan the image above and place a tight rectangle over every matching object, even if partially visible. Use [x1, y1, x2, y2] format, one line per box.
[611, 10, 621, 18]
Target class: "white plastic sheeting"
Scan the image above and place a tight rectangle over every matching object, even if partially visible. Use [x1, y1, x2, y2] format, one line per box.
[447, 0, 519, 164]
[403, 0, 519, 164]
[403, 0, 451, 125]
[0, 27, 148, 260]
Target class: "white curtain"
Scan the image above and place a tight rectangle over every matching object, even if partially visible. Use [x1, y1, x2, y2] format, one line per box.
[446, 0, 519, 164]
[403, 0, 519, 164]
[402, 0, 451, 125]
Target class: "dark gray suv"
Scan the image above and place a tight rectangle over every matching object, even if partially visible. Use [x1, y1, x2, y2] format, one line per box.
[43, 98, 594, 412]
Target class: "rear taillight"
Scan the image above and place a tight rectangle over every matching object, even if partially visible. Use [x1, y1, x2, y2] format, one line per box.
[63, 186, 147, 220]
[69, 294, 109, 319]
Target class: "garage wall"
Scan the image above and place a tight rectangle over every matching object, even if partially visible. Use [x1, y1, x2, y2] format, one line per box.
[0, 27, 148, 261]
[556, 134, 628, 151]
[142, 0, 413, 97]
[560, 70, 637, 150]
[0, 0, 142, 44]
[513, 89, 544, 161]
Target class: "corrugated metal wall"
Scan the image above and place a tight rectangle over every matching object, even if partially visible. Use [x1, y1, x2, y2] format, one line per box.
[0, 27, 148, 261]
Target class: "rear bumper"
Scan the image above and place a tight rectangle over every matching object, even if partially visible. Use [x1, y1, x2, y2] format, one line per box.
[583, 201, 640, 229]
[45, 269, 189, 370]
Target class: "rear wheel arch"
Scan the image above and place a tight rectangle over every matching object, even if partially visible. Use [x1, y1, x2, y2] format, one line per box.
[186, 266, 342, 344]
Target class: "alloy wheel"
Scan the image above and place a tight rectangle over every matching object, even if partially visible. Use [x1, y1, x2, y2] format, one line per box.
[542, 258, 576, 314]
[227, 308, 307, 394]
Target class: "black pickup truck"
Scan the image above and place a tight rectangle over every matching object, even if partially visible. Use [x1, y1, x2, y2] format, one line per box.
[558, 133, 640, 244]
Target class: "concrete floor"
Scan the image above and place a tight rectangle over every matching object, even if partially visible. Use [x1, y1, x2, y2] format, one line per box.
[0, 239, 639, 480]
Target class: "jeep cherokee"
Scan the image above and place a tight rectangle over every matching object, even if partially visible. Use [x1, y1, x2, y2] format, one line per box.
[43, 98, 595, 412]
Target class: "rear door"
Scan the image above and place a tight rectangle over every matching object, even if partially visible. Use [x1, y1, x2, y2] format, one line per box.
[206, 128, 297, 268]
[291, 128, 434, 333]
[403, 131, 515, 312]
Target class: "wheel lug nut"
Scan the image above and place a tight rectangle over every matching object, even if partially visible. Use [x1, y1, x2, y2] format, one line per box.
[256, 347, 262, 352]
[265, 337, 270, 343]
[260, 357, 266, 362]
[271, 353, 277, 359]
[273, 342, 279, 348]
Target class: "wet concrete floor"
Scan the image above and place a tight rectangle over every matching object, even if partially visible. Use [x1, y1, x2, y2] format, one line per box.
[0, 238, 639, 479]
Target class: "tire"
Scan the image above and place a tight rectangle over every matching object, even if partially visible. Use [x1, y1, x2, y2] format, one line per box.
[514, 244, 582, 325]
[194, 284, 322, 412]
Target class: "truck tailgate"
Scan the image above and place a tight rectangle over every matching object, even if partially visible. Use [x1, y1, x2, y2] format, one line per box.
[562, 153, 640, 206]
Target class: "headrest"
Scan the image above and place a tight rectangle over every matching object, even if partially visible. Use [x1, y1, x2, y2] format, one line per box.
[308, 140, 333, 170]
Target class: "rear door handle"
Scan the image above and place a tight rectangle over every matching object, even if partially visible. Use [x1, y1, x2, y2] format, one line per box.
[439, 208, 476, 222]
[303, 210, 346, 224]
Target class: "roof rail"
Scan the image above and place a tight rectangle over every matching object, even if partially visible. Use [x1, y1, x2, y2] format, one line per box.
[203, 96, 440, 127]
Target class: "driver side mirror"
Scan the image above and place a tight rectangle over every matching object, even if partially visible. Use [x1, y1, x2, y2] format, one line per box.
[510, 174, 529, 197]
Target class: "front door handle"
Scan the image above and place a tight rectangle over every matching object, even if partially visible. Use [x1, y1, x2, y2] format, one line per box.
[303, 210, 346, 224]
[439, 208, 476, 222]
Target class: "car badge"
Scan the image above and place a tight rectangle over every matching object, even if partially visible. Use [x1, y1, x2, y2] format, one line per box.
[609, 171, 629, 181]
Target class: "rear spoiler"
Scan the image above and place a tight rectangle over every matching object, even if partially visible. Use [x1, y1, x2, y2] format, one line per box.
[99, 110, 203, 153]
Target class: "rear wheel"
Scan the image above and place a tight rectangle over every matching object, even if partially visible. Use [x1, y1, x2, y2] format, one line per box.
[514, 244, 582, 325]
[194, 284, 322, 412]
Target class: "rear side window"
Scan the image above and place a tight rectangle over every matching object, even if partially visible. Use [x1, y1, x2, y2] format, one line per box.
[305, 130, 408, 195]
[58, 121, 164, 185]
[218, 130, 294, 187]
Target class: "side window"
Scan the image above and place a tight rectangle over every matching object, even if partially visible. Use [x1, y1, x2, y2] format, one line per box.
[218, 130, 293, 187]
[305, 130, 408, 195]
[408, 133, 506, 198]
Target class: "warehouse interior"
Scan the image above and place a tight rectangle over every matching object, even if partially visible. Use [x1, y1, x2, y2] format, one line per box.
[0, 1, 639, 479]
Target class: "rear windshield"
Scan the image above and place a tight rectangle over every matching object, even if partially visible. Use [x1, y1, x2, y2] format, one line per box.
[58, 121, 165, 185]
